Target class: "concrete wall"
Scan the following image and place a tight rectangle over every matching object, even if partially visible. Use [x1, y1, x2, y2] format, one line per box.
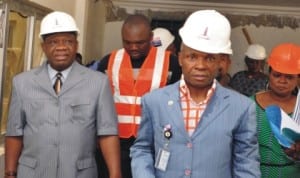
[231, 25, 300, 75]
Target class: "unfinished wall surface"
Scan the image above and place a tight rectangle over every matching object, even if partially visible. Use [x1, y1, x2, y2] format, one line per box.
[231, 25, 300, 75]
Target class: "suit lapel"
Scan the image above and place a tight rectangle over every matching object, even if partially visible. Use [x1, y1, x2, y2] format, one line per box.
[164, 83, 190, 139]
[192, 84, 230, 138]
[33, 62, 86, 97]
[33, 63, 56, 96]
[59, 62, 85, 96]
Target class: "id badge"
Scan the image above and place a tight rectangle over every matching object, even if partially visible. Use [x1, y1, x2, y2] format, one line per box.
[154, 148, 170, 171]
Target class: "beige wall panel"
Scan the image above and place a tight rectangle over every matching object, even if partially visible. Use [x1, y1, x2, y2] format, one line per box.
[29, 0, 74, 15]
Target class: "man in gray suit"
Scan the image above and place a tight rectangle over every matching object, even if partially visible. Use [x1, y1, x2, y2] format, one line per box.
[130, 10, 260, 178]
[4, 11, 121, 178]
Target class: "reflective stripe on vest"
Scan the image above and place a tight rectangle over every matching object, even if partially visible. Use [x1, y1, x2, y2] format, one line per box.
[118, 115, 141, 124]
[151, 47, 166, 91]
[107, 47, 170, 138]
[114, 95, 141, 105]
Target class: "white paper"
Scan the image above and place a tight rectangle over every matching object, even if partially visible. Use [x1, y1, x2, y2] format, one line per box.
[292, 90, 300, 124]
[280, 109, 300, 142]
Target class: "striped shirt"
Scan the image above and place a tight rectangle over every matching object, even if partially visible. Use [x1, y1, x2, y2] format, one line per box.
[251, 95, 299, 178]
[179, 77, 216, 136]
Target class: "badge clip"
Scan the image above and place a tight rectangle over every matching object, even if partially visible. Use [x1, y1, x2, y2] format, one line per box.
[163, 124, 172, 139]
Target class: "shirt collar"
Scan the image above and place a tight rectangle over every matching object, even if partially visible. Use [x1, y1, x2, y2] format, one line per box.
[48, 63, 73, 84]
[179, 75, 216, 105]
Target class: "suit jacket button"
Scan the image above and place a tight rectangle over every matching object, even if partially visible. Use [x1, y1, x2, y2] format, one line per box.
[185, 169, 191, 176]
[186, 142, 192, 148]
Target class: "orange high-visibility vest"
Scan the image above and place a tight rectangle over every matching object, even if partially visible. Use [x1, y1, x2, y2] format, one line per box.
[107, 47, 170, 138]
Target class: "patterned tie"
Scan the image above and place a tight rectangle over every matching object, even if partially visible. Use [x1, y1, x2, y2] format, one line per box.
[54, 72, 63, 94]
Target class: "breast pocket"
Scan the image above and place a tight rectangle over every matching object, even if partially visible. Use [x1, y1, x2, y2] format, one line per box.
[70, 99, 92, 123]
[23, 100, 45, 126]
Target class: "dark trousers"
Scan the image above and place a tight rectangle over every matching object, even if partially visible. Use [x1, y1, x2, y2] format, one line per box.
[96, 137, 136, 178]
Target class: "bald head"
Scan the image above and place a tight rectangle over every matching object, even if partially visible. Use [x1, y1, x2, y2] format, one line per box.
[121, 14, 153, 60]
[122, 14, 151, 32]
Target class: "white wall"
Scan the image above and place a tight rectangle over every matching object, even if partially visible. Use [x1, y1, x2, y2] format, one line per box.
[102, 21, 124, 56]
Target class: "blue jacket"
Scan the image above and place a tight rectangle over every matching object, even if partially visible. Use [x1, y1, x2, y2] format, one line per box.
[130, 81, 260, 178]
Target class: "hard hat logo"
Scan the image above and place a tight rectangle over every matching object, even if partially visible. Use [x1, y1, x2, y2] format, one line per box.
[152, 37, 162, 47]
[152, 28, 175, 50]
[199, 27, 209, 40]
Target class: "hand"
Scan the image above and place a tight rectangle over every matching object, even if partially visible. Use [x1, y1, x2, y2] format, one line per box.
[284, 141, 300, 160]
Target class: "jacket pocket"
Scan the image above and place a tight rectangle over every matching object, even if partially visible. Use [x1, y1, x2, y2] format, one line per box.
[70, 99, 92, 123]
[17, 156, 37, 178]
[18, 156, 37, 168]
[76, 157, 95, 170]
[70, 98, 90, 107]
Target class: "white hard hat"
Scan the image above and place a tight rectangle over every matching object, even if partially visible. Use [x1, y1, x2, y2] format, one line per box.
[179, 10, 232, 54]
[39, 11, 79, 38]
[245, 44, 266, 60]
[152, 28, 175, 50]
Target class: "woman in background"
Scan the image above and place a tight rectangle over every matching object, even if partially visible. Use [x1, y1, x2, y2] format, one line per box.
[252, 43, 300, 177]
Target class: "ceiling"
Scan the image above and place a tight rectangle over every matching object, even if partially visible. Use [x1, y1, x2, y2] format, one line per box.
[111, 0, 300, 29]
[183, 0, 300, 8]
[113, 0, 300, 14]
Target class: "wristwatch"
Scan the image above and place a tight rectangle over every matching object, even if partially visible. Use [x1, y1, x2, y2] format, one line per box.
[5, 171, 17, 176]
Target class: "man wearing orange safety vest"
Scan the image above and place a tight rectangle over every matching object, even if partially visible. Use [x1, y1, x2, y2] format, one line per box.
[97, 14, 182, 178]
